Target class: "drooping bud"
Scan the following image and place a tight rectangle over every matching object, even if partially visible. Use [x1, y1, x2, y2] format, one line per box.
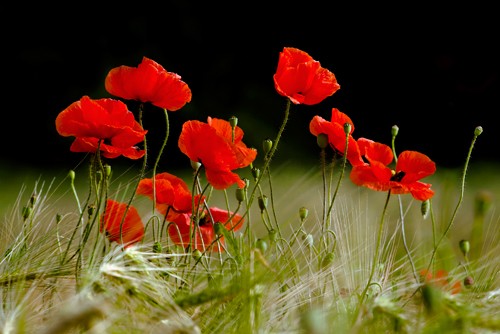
[316, 133, 328, 149]
[299, 207, 309, 222]
[421, 199, 430, 219]
[68, 170, 76, 182]
[263, 138, 273, 155]
[474, 126, 483, 136]
[459, 239, 470, 257]
[321, 252, 335, 268]
[258, 195, 268, 212]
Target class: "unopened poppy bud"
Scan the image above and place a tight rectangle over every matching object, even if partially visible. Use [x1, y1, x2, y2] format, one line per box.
[30, 193, 37, 207]
[464, 276, 474, 287]
[235, 187, 246, 203]
[243, 178, 250, 189]
[263, 138, 273, 155]
[421, 199, 430, 219]
[303, 233, 314, 248]
[153, 241, 162, 253]
[104, 164, 112, 178]
[213, 222, 224, 236]
[268, 229, 278, 242]
[299, 207, 309, 221]
[190, 160, 201, 171]
[474, 190, 493, 217]
[252, 167, 260, 180]
[192, 249, 203, 261]
[68, 170, 76, 181]
[22, 206, 32, 221]
[321, 252, 335, 268]
[229, 116, 238, 128]
[459, 239, 470, 257]
[391, 125, 399, 137]
[474, 126, 483, 136]
[343, 123, 352, 135]
[255, 238, 268, 253]
[316, 133, 328, 149]
[258, 195, 268, 212]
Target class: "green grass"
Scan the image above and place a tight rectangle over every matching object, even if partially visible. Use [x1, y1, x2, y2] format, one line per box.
[0, 159, 498, 333]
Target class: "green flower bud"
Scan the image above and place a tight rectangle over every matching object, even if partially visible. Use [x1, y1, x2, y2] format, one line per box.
[22, 206, 32, 221]
[474, 126, 483, 136]
[190, 160, 201, 171]
[258, 195, 268, 212]
[104, 164, 112, 178]
[192, 249, 203, 261]
[303, 233, 314, 248]
[421, 199, 430, 219]
[213, 222, 224, 236]
[229, 116, 238, 128]
[87, 204, 96, 217]
[299, 207, 309, 221]
[255, 238, 268, 253]
[316, 133, 328, 149]
[252, 167, 261, 180]
[243, 178, 250, 189]
[263, 138, 273, 155]
[68, 170, 76, 181]
[459, 239, 470, 257]
[391, 125, 399, 137]
[321, 252, 335, 268]
[235, 187, 246, 203]
[268, 229, 278, 242]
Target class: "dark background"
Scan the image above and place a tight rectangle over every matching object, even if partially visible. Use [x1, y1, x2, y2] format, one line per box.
[3, 4, 499, 174]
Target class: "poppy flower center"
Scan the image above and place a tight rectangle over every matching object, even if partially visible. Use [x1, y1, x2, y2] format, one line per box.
[390, 170, 406, 182]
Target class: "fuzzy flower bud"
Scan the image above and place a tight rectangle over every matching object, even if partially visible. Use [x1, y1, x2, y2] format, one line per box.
[235, 187, 246, 203]
[303, 233, 314, 248]
[474, 126, 483, 136]
[252, 167, 261, 180]
[321, 252, 335, 268]
[255, 238, 268, 253]
[104, 164, 112, 178]
[391, 125, 399, 137]
[258, 195, 268, 212]
[268, 229, 278, 242]
[190, 160, 201, 171]
[459, 239, 470, 257]
[68, 170, 76, 182]
[263, 138, 273, 155]
[421, 199, 430, 219]
[316, 133, 328, 149]
[299, 207, 309, 222]
[192, 249, 203, 261]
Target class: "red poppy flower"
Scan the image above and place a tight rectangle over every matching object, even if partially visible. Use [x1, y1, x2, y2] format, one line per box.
[273, 47, 340, 105]
[167, 207, 244, 252]
[420, 269, 462, 295]
[104, 56, 192, 111]
[309, 108, 364, 166]
[178, 117, 257, 190]
[55, 96, 147, 159]
[136, 172, 204, 215]
[350, 138, 436, 201]
[100, 199, 145, 247]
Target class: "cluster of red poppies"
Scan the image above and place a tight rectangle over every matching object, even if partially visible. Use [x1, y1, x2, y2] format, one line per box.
[55, 47, 436, 251]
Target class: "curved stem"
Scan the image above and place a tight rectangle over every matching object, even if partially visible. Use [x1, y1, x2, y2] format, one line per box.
[151, 109, 170, 212]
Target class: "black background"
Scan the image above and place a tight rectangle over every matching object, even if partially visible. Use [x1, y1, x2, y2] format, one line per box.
[3, 4, 499, 173]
